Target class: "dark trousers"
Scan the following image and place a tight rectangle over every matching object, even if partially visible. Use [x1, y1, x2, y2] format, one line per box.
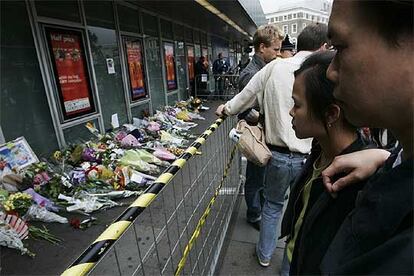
[244, 160, 266, 222]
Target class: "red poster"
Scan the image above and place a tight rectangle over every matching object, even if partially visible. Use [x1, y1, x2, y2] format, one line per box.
[47, 28, 94, 118]
[125, 40, 146, 100]
[187, 46, 195, 81]
[164, 42, 177, 91]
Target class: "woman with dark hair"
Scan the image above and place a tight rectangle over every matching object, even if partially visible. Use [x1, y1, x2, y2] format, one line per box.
[279, 51, 375, 275]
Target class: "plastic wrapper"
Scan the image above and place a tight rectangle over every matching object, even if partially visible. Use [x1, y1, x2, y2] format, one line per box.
[153, 148, 176, 161]
[88, 190, 141, 199]
[176, 110, 192, 121]
[134, 149, 170, 166]
[147, 121, 161, 132]
[24, 188, 58, 212]
[0, 213, 32, 256]
[187, 111, 205, 120]
[58, 194, 119, 213]
[119, 151, 159, 174]
[160, 131, 188, 147]
[165, 114, 197, 130]
[23, 204, 68, 224]
[82, 147, 100, 163]
[114, 131, 128, 142]
[0, 224, 32, 256]
[132, 118, 149, 128]
[121, 134, 141, 148]
[69, 168, 86, 186]
[0, 212, 29, 239]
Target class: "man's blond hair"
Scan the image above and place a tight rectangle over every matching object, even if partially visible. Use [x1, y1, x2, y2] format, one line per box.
[253, 24, 284, 51]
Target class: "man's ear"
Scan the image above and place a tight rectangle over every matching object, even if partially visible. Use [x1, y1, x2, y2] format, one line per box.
[258, 43, 265, 53]
[318, 42, 329, 51]
[325, 104, 341, 126]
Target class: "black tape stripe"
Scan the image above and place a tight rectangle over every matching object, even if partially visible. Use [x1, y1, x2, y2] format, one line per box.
[72, 240, 115, 265]
[190, 142, 202, 149]
[165, 165, 180, 175]
[115, 206, 145, 222]
[146, 182, 165, 194]
[200, 134, 208, 139]
[181, 152, 193, 160]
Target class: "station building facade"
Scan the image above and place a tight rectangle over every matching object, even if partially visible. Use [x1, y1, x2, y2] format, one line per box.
[1, 0, 257, 156]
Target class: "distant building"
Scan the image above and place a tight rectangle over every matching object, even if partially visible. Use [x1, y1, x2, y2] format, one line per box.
[265, 0, 331, 47]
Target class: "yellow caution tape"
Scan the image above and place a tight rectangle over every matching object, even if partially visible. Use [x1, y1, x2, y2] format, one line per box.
[175, 145, 237, 275]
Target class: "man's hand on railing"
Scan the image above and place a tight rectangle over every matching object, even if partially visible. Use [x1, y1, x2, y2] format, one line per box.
[215, 104, 227, 117]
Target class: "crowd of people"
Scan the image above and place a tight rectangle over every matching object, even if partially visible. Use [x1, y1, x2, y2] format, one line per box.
[216, 0, 413, 274]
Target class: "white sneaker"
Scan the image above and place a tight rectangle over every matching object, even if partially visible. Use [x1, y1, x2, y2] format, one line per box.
[256, 253, 270, 267]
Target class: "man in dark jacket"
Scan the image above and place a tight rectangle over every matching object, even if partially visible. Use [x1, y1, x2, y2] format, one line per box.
[237, 24, 284, 231]
[321, 1, 413, 274]
[212, 53, 229, 97]
[195, 56, 208, 96]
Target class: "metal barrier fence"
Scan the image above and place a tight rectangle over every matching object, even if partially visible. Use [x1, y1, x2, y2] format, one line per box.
[194, 74, 239, 99]
[62, 116, 241, 276]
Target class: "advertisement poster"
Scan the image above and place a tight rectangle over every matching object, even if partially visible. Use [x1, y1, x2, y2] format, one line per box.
[125, 40, 146, 100]
[46, 28, 94, 119]
[187, 46, 195, 81]
[164, 42, 177, 90]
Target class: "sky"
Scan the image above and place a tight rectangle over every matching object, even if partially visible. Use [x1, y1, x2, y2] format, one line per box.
[259, 0, 334, 14]
[259, 0, 281, 13]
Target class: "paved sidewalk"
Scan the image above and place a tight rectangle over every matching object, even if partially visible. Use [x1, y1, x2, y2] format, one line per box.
[215, 189, 286, 276]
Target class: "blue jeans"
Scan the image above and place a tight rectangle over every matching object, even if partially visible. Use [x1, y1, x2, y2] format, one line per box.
[256, 150, 305, 262]
[245, 161, 266, 222]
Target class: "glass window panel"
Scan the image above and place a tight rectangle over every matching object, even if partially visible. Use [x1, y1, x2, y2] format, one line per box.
[84, 1, 115, 29]
[185, 27, 193, 43]
[193, 30, 200, 44]
[1, 1, 59, 156]
[142, 13, 159, 36]
[144, 38, 165, 110]
[200, 33, 207, 46]
[63, 119, 100, 145]
[118, 4, 141, 33]
[160, 19, 173, 40]
[35, 0, 81, 22]
[175, 41, 188, 101]
[131, 103, 150, 119]
[194, 44, 201, 59]
[87, 26, 128, 129]
[168, 93, 178, 105]
[85, 1, 129, 130]
[173, 24, 184, 40]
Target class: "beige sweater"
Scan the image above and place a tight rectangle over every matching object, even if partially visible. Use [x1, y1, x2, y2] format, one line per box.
[224, 51, 313, 154]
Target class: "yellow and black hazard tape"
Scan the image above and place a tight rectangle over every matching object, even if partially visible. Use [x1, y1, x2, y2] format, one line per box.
[175, 144, 238, 276]
[61, 117, 226, 276]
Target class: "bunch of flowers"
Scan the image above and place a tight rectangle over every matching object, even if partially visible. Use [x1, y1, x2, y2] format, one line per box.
[3, 193, 33, 217]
